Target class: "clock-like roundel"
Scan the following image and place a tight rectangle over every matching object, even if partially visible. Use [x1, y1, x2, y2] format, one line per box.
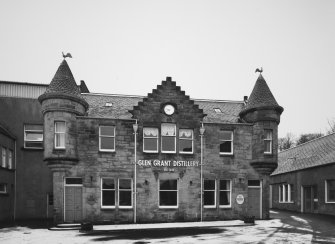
[163, 104, 175, 115]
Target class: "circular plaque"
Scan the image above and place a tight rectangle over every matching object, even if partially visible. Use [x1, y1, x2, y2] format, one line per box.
[236, 194, 245, 204]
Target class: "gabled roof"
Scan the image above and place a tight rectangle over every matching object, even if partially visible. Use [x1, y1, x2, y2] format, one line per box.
[44, 59, 81, 96]
[241, 74, 283, 115]
[82, 93, 244, 123]
[272, 133, 335, 175]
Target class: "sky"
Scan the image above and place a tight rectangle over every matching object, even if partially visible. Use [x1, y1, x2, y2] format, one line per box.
[0, 0, 334, 137]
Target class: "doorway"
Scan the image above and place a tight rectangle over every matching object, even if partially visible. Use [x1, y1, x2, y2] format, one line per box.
[64, 178, 83, 223]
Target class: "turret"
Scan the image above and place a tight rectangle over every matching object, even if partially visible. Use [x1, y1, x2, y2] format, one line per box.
[240, 74, 283, 175]
[38, 59, 88, 172]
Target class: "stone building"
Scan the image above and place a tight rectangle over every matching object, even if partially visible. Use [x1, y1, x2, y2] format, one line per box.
[270, 133, 335, 216]
[0, 80, 89, 223]
[38, 59, 283, 224]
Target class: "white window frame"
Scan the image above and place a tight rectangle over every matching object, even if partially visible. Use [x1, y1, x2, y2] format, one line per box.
[0, 183, 7, 194]
[1, 147, 6, 168]
[325, 180, 335, 203]
[54, 121, 66, 149]
[161, 123, 176, 154]
[219, 179, 232, 208]
[101, 178, 116, 209]
[24, 124, 43, 149]
[203, 179, 216, 208]
[179, 129, 193, 154]
[118, 178, 133, 209]
[99, 126, 115, 152]
[8, 149, 12, 169]
[279, 183, 293, 203]
[159, 179, 178, 209]
[143, 127, 159, 153]
[264, 129, 273, 154]
[219, 131, 234, 155]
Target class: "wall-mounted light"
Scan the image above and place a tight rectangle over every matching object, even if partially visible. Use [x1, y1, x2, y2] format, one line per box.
[133, 122, 138, 133]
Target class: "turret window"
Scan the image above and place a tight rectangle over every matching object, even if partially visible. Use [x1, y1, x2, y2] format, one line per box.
[143, 128, 159, 153]
[264, 130, 273, 154]
[99, 126, 115, 152]
[220, 131, 233, 155]
[54, 121, 65, 149]
[161, 123, 176, 153]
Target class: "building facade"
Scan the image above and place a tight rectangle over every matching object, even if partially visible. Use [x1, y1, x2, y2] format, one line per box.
[38, 59, 283, 224]
[271, 133, 335, 216]
[0, 80, 89, 223]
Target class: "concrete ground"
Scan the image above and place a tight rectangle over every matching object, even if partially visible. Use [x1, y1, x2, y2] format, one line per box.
[1, 210, 335, 244]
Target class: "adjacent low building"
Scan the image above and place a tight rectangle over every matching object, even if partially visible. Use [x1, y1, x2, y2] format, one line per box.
[270, 133, 335, 216]
[38, 59, 283, 223]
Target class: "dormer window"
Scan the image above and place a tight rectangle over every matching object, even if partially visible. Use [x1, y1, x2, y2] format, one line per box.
[214, 108, 222, 113]
[104, 102, 113, 107]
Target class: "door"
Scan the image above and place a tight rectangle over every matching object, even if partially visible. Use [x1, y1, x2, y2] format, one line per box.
[248, 180, 261, 219]
[64, 186, 82, 222]
[304, 186, 312, 213]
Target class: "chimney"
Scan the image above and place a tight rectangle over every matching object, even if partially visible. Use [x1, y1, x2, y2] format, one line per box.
[243, 96, 248, 105]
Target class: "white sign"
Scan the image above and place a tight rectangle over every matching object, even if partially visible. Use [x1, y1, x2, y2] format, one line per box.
[236, 194, 244, 204]
[137, 160, 199, 167]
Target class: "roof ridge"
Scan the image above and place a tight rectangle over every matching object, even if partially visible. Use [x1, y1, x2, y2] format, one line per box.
[0, 80, 49, 86]
[82, 92, 244, 104]
[279, 132, 335, 154]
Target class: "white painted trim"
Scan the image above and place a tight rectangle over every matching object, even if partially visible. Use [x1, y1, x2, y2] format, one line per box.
[161, 123, 176, 154]
[219, 179, 232, 208]
[158, 179, 178, 209]
[101, 178, 116, 208]
[325, 180, 335, 203]
[99, 126, 116, 152]
[143, 127, 159, 153]
[219, 131, 234, 155]
[260, 179, 263, 219]
[55, 121, 66, 149]
[118, 178, 133, 208]
[203, 179, 216, 208]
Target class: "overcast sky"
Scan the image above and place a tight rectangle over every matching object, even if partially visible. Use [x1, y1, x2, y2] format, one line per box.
[1, 0, 334, 137]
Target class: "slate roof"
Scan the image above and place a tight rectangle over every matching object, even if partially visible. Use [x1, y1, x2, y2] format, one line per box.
[44, 60, 81, 96]
[272, 133, 335, 175]
[82, 93, 244, 123]
[241, 74, 283, 115]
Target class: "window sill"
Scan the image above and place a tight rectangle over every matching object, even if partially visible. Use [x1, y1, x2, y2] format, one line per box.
[220, 153, 234, 157]
[101, 206, 116, 209]
[159, 206, 178, 209]
[204, 206, 216, 209]
[119, 206, 133, 209]
[325, 201, 335, 204]
[143, 151, 159, 154]
[22, 147, 44, 151]
[219, 206, 232, 209]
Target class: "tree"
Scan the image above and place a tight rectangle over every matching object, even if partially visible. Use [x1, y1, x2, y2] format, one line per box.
[278, 133, 295, 151]
[327, 118, 335, 134]
[296, 133, 324, 146]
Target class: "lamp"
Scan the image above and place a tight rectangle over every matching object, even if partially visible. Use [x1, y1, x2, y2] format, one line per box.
[133, 123, 138, 133]
[200, 123, 205, 135]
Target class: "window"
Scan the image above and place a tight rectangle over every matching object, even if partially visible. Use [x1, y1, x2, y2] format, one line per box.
[48, 193, 54, 206]
[264, 130, 272, 154]
[143, 128, 159, 153]
[279, 184, 293, 203]
[54, 121, 65, 149]
[118, 179, 132, 208]
[204, 179, 216, 208]
[161, 124, 176, 153]
[220, 131, 233, 155]
[1, 147, 6, 168]
[179, 129, 193, 154]
[101, 178, 115, 208]
[8, 149, 12, 169]
[219, 180, 231, 207]
[159, 179, 178, 208]
[325, 180, 335, 203]
[99, 126, 115, 151]
[214, 108, 222, 113]
[0, 183, 7, 194]
[24, 124, 43, 149]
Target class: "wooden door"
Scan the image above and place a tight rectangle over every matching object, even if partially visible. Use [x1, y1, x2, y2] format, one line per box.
[304, 187, 312, 213]
[248, 188, 261, 219]
[64, 186, 82, 222]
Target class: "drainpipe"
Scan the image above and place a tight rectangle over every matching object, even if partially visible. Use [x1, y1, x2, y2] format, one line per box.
[133, 120, 138, 224]
[13, 139, 17, 221]
[199, 123, 205, 222]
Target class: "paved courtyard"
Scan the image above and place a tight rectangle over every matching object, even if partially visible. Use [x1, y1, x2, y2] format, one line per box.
[1, 210, 335, 243]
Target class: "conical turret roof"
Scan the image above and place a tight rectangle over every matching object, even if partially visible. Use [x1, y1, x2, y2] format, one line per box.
[242, 74, 283, 113]
[44, 59, 81, 96]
